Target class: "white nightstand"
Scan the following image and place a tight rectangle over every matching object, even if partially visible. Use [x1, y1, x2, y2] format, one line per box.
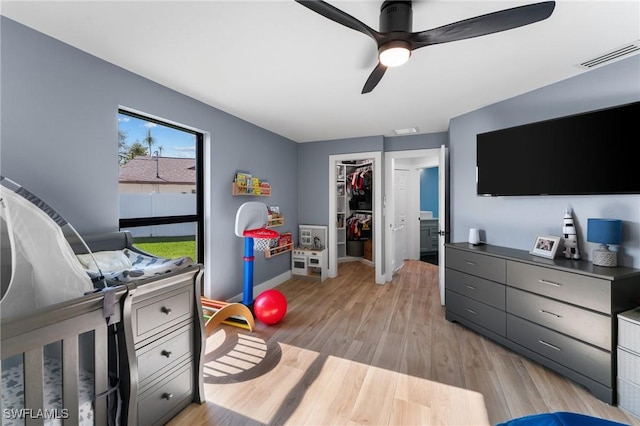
[618, 306, 640, 419]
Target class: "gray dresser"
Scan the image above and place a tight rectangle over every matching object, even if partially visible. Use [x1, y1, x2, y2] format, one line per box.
[445, 242, 640, 404]
[119, 266, 206, 425]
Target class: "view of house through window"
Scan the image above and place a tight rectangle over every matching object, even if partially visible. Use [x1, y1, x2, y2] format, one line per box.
[118, 110, 203, 263]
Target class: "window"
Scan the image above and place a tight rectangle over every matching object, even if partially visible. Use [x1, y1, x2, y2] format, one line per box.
[118, 110, 204, 263]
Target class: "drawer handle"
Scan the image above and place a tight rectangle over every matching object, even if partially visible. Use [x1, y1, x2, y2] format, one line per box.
[161, 350, 172, 358]
[160, 306, 172, 315]
[538, 340, 561, 351]
[538, 279, 561, 287]
[539, 309, 562, 319]
[466, 308, 478, 315]
[465, 261, 477, 266]
[162, 392, 174, 400]
[465, 285, 477, 291]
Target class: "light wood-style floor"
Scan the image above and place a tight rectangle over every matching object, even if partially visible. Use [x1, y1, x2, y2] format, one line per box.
[169, 260, 640, 425]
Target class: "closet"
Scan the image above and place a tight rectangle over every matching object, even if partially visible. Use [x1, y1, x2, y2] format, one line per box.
[336, 160, 374, 264]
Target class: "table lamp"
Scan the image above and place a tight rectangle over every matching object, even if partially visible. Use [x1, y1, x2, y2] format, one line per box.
[587, 218, 622, 267]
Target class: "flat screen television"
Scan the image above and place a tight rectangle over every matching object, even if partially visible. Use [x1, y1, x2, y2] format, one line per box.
[476, 101, 640, 196]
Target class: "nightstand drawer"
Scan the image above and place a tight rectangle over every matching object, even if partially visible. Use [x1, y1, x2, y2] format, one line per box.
[619, 307, 640, 354]
[446, 248, 506, 283]
[507, 261, 610, 313]
[618, 377, 640, 418]
[138, 362, 194, 426]
[507, 314, 610, 385]
[137, 325, 193, 386]
[133, 286, 194, 343]
[446, 268, 505, 309]
[507, 287, 610, 350]
[446, 290, 505, 336]
[618, 346, 640, 386]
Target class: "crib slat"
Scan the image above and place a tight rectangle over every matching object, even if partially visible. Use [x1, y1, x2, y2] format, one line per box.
[24, 349, 44, 426]
[62, 337, 79, 425]
[0, 362, 4, 422]
[94, 325, 108, 425]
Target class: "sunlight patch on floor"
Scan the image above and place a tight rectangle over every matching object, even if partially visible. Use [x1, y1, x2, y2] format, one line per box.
[202, 338, 490, 425]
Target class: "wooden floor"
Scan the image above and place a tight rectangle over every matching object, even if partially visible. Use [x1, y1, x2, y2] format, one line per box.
[169, 260, 640, 425]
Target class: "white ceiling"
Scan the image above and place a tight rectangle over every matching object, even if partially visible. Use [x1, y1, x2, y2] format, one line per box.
[2, 1, 639, 142]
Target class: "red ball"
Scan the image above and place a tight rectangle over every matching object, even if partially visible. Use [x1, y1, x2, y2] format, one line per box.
[254, 289, 287, 325]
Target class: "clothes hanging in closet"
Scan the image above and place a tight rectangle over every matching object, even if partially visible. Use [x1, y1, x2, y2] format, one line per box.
[346, 214, 371, 240]
[346, 165, 372, 196]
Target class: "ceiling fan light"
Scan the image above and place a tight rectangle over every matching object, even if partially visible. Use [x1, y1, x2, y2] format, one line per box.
[379, 41, 411, 67]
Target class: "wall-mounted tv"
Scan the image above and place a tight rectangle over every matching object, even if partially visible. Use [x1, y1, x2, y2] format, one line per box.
[476, 101, 640, 196]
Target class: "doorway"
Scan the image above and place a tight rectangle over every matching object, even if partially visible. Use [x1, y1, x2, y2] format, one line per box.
[419, 166, 440, 266]
[384, 146, 448, 305]
[328, 151, 384, 284]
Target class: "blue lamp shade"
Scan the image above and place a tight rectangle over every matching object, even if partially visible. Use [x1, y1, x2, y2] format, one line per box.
[587, 218, 622, 267]
[587, 219, 622, 245]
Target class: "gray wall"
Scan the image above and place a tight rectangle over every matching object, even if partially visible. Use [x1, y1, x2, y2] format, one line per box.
[0, 17, 298, 300]
[296, 132, 448, 227]
[297, 136, 383, 226]
[384, 132, 448, 152]
[449, 55, 640, 268]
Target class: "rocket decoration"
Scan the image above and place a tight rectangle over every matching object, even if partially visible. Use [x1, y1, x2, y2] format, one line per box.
[562, 208, 581, 260]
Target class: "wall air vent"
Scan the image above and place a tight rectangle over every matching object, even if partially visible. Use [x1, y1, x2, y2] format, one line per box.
[577, 41, 640, 70]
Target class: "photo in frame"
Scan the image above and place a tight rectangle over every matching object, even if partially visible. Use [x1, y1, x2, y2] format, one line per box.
[530, 235, 561, 259]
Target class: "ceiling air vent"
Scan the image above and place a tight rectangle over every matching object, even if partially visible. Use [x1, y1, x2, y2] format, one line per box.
[577, 41, 640, 70]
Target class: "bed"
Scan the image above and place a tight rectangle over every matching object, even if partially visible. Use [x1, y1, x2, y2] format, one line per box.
[1, 177, 205, 425]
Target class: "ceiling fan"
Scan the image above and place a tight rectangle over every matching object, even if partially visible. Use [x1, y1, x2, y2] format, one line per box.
[295, 0, 556, 94]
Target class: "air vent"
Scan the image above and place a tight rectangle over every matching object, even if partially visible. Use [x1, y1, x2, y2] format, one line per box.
[577, 41, 640, 70]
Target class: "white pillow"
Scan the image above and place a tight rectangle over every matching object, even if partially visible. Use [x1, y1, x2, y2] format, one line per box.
[77, 250, 133, 272]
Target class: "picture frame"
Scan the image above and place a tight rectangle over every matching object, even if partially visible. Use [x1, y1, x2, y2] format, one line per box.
[268, 205, 280, 217]
[530, 235, 561, 259]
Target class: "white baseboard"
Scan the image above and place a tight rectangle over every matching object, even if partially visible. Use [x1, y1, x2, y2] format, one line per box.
[228, 270, 292, 303]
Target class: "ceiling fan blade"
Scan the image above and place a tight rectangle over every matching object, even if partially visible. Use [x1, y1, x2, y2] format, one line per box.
[362, 63, 387, 94]
[295, 0, 382, 43]
[408, 1, 555, 49]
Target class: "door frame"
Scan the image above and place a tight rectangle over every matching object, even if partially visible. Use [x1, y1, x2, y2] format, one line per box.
[328, 151, 384, 284]
[384, 147, 447, 287]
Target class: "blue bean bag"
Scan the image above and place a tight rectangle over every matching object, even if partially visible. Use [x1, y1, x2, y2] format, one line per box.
[497, 412, 628, 426]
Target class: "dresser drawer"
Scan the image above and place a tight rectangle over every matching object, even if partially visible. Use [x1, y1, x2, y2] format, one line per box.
[507, 261, 610, 314]
[138, 362, 194, 426]
[507, 314, 610, 385]
[137, 325, 193, 386]
[446, 248, 506, 283]
[446, 268, 505, 309]
[133, 286, 194, 343]
[446, 290, 506, 336]
[507, 287, 610, 350]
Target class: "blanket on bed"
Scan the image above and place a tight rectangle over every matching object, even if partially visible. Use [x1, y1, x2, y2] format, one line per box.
[77, 249, 193, 286]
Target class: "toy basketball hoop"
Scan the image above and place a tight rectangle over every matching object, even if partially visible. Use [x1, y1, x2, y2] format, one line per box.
[235, 202, 281, 308]
[244, 228, 279, 252]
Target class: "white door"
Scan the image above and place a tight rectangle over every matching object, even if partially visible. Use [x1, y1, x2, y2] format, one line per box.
[438, 145, 448, 306]
[393, 168, 409, 270]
